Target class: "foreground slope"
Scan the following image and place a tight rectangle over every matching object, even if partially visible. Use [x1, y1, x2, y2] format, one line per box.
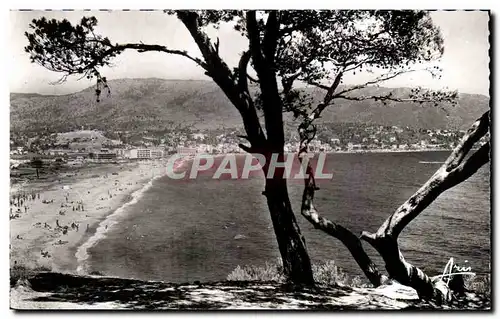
[11, 272, 490, 310]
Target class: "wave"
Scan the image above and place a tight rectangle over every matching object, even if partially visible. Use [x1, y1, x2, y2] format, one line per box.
[74, 173, 165, 274]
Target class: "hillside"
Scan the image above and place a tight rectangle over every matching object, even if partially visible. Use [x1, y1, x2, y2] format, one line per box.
[10, 78, 490, 134]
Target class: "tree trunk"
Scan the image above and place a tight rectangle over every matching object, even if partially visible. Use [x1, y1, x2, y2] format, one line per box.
[178, 13, 314, 285]
[361, 111, 490, 302]
[264, 176, 315, 285]
[360, 234, 450, 302]
[36, 168, 39, 179]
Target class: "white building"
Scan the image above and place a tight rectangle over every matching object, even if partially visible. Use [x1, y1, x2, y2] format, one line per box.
[128, 148, 164, 159]
[330, 138, 340, 144]
[177, 146, 197, 155]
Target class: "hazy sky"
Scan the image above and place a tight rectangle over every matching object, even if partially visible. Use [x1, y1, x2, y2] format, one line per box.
[9, 10, 490, 96]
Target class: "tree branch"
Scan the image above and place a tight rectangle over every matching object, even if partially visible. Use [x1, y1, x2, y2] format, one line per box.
[114, 43, 207, 69]
[294, 67, 388, 287]
[177, 11, 267, 148]
[246, 11, 266, 72]
[299, 156, 389, 287]
[246, 10, 285, 151]
[263, 11, 280, 63]
[238, 50, 253, 94]
[247, 74, 260, 83]
[360, 111, 490, 301]
[333, 69, 416, 98]
[370, 110, 490, 239]
[302, 70, 344, 126]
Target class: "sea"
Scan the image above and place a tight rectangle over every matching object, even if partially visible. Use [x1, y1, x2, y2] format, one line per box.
[82, 151, 491, 283]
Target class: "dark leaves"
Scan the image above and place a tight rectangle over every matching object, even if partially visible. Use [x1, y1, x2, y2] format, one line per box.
[275, 10, 445, 89]
[24, 16, 114, 101]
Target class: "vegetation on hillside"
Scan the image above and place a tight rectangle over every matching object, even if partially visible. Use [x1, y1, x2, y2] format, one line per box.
[10, 79, 489, 135]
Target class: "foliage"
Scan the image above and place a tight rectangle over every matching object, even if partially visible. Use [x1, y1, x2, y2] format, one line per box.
[464, 274, 491, 297]
[10, 264, 51, 287]
[226, 261, 491, 293]
[227, 259, 285, 282]
[25, 16, 112, 100]
[311, 260, 350, 286]
[227, 259, 367, 287]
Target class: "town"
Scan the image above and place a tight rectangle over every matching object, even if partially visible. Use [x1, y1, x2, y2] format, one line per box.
[10, 123, 486, 165]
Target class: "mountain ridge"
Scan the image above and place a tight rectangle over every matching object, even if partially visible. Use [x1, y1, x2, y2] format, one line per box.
[10, 78, 490, 134]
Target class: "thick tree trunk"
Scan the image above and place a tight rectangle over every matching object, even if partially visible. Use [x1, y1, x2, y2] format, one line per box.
[360, 234, 450, 302]
[263, 169, 315, 285]
[361, 111, 490, 302]
[179, 13, 315, 285]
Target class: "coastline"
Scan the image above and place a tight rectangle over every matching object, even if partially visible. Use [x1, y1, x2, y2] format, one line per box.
[10, 159, 168, 275]
[186, 148, 453, 159]
[326, 148, 453, 154]
[191, 148, 454, 156]
[74, 171, 165, 274]
[9, 149, 451, 274]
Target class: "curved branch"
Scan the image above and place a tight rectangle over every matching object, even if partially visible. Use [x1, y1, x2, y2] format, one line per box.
[238, 50, 252, 94]
[331, 68, 457, 105]
[113, 43, 207, 69]
[360, 111, 490, 301]
[374, 111, 490, 238]
[333, 69, 417, 98]
[295, 79, 388, 287]
[299, 158, 388, 287]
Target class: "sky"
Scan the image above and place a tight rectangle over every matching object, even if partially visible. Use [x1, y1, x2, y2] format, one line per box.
[9, 10, 490, 96]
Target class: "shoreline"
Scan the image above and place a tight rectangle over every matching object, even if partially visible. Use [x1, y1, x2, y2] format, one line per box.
[181, 148, 454, 157]
[10, 160, 168, 275]
[74, 172, 165, 274]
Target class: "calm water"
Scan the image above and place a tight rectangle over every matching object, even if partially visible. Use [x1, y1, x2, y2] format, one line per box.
[88, 151, 491, 283]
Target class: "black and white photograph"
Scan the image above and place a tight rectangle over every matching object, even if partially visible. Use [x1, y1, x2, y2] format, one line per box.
[8, 8, 491, 310]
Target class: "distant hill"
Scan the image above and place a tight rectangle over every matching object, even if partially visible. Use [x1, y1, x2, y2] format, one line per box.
[10, 78, 490, 134]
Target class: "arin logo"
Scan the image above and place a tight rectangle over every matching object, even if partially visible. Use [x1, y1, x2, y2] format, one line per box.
[435, 257, 475, 284]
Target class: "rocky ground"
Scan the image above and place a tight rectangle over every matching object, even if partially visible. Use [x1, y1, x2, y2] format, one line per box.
[10, 272, 491, 310]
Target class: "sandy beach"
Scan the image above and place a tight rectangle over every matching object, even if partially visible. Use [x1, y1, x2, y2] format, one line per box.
[10, 160, 168, 274]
